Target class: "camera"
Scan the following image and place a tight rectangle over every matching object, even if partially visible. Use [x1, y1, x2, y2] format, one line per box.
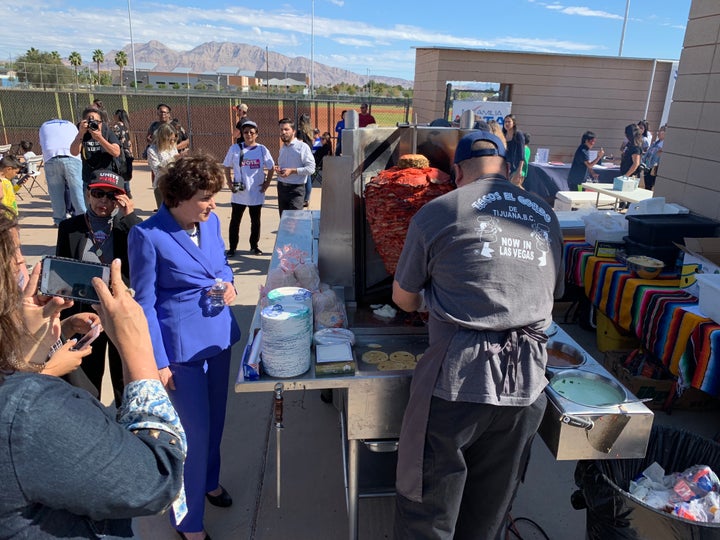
[87, 119, 100, 131]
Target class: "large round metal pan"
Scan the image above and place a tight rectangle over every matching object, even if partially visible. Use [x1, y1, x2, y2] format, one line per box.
[549, 370, 627, 407]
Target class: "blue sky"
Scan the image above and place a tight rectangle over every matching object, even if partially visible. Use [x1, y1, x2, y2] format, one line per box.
[0, 0, 691, 82]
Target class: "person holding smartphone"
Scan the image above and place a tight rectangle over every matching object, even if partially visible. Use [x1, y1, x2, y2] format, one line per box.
[55, 169, 141, 405]
[0, 211, 187, 538]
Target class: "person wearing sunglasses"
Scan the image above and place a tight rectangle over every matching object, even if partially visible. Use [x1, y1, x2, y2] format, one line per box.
[54, 169, 141, 405]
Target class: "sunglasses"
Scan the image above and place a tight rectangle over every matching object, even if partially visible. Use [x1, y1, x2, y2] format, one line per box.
[89, 189, 118, 201]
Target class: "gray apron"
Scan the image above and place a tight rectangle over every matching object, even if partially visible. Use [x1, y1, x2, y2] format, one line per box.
[395, 316, 548, 503]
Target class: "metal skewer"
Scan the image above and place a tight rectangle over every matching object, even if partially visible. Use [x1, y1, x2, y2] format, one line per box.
[273, 383, 284, 508]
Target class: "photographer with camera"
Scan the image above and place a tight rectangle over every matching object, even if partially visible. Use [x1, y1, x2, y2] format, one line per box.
[70, 107, 121, 187]
[222, 120, 274, 257]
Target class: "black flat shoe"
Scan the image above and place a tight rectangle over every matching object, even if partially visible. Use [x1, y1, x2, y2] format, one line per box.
[250, 247, 263, 255]
[177, 532, 211, 540]
[225, 249, 236, 257]
[205, 485, 232, 507]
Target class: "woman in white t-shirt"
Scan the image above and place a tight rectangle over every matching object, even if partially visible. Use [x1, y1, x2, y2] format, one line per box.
[146, 123, 178, 211]
[222, 120, 274, 257]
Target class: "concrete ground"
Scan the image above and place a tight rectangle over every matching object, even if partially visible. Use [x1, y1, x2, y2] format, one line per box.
[15, 162, 720, 540]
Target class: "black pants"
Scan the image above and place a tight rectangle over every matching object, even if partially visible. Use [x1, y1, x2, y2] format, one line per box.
[277, 182, 305, 216]
[228, 202, 262, 251]
[79, 331, 125, 406]
[643, 169, 657, 190]
[394, 393, 547, 540]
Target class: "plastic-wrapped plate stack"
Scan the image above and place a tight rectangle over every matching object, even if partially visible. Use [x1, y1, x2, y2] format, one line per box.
[261, 287, 313, 377]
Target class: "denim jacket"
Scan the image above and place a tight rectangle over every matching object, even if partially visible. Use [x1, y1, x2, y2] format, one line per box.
[0, 373, 186, 539]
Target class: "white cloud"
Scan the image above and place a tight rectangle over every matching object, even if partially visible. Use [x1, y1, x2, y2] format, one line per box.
[543, 3, 623, 20]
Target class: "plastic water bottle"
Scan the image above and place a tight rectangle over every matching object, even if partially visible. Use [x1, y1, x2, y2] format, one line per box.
[210, 278, 226, 307]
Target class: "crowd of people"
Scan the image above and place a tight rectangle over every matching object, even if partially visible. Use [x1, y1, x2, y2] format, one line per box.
[0, 99, 341, 539]
[566, 118, 665, 191]
[0, 97, 667, 538]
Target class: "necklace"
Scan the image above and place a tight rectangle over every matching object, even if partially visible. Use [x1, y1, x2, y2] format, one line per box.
[85, 213, 113, 260]
[186, 224, 199, 238]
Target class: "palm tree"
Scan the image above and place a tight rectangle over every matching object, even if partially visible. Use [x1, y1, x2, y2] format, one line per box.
[92, 49, 104, 85]
[115, 50, 128, 86]
[68, 51, 82, 87]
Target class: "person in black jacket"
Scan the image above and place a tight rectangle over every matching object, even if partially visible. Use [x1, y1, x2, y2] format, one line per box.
[55, 170, 141, 405]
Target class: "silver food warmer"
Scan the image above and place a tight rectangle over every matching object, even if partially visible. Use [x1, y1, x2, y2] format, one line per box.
[539, 323, 654, 460]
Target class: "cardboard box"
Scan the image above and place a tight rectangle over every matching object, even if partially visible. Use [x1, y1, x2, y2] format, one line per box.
[677, 237, 720, 298]
[603, 351, 720, 411]
[596, 311, 639, 352]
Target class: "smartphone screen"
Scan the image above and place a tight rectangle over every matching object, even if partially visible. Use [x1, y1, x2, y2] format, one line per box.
[40, 256, 110, 303]
[71, 324, 102, 351]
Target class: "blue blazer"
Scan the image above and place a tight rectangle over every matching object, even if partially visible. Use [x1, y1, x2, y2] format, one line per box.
[128, 205, 241, 369]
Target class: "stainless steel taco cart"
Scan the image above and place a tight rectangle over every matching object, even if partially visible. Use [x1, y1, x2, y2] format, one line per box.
[235, 118, 653, 539]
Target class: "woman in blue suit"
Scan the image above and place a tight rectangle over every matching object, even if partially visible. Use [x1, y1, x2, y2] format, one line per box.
[128, 153, 241, 540]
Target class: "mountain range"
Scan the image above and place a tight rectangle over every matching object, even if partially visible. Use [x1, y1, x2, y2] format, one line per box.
[104, 41, 413, 89]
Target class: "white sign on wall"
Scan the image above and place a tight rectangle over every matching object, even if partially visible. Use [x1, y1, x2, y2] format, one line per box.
[451, 100, 513, 125]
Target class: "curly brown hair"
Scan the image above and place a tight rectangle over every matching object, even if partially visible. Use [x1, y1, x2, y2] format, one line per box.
[158, 152, 225, 208]
[0, 207, 25, 374]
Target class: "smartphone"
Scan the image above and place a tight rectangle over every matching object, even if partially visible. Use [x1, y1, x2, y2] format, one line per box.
[39, 256, 110, 304]
[71, 324, 102, 351]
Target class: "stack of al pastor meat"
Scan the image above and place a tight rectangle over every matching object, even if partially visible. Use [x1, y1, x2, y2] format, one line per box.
[364, 154, 453, 275]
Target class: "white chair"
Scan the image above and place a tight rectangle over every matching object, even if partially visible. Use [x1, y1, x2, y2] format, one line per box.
[16, 155, 47, 196]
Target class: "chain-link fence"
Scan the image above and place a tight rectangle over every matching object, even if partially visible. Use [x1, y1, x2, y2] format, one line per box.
[0, 89, 412, 163]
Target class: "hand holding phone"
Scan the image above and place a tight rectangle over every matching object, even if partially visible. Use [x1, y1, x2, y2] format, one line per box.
[70, 324, 102, 351]
[39, 256, 110, 304]
[42, 340, 92, 377]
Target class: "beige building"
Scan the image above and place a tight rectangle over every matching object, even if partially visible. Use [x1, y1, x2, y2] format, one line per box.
[655, 0, 720, 219]
[412, 48, 675, 163]
[413, 0, 720, 219]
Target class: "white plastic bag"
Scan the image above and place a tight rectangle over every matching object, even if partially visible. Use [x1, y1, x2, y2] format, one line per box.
[582, 211, 628, 244]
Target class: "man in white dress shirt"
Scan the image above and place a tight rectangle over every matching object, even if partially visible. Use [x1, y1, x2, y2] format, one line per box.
[275, 117, 315, 216]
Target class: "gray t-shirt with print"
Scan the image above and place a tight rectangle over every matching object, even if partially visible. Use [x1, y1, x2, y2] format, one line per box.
[394, 174, 564, 405]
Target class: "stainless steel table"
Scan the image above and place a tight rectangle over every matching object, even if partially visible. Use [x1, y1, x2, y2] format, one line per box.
[235, 210, 420, 540]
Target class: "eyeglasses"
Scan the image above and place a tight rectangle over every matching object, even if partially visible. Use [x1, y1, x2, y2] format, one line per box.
[158, 110, 171, 115]
[89, 189, 118, 201]
[243, 130, 257, 135]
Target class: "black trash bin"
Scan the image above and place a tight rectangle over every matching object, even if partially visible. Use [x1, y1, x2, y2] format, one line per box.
[574, 425, 720, 540]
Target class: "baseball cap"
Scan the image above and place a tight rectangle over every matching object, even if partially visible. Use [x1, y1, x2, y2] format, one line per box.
[238, 103, 248, 112]
[241, 120, 258, 131]
[88, 169, 125, 193]
[453, 131, 506, 164]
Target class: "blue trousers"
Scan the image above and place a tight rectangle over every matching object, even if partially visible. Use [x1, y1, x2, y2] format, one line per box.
[168, 348, 231, 533]
[44, 156, 85, 225]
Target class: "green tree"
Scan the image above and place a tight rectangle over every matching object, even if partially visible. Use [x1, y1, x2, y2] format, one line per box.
[92, 49, 104, 84]
[114, 50, 128, 86]
[68, 51, 82, 87]
[14, 47, 73, 87]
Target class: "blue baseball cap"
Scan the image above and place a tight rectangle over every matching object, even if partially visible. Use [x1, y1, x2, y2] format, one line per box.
[454, 131, 506, 164]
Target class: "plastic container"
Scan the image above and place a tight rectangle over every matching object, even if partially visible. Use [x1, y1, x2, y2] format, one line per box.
[626, 214, 720, 246]
[574, 425, 720, 539]
[695, 274, 720, 324]
[623, 236, 681, 268]
[210, 278, 226, 307]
